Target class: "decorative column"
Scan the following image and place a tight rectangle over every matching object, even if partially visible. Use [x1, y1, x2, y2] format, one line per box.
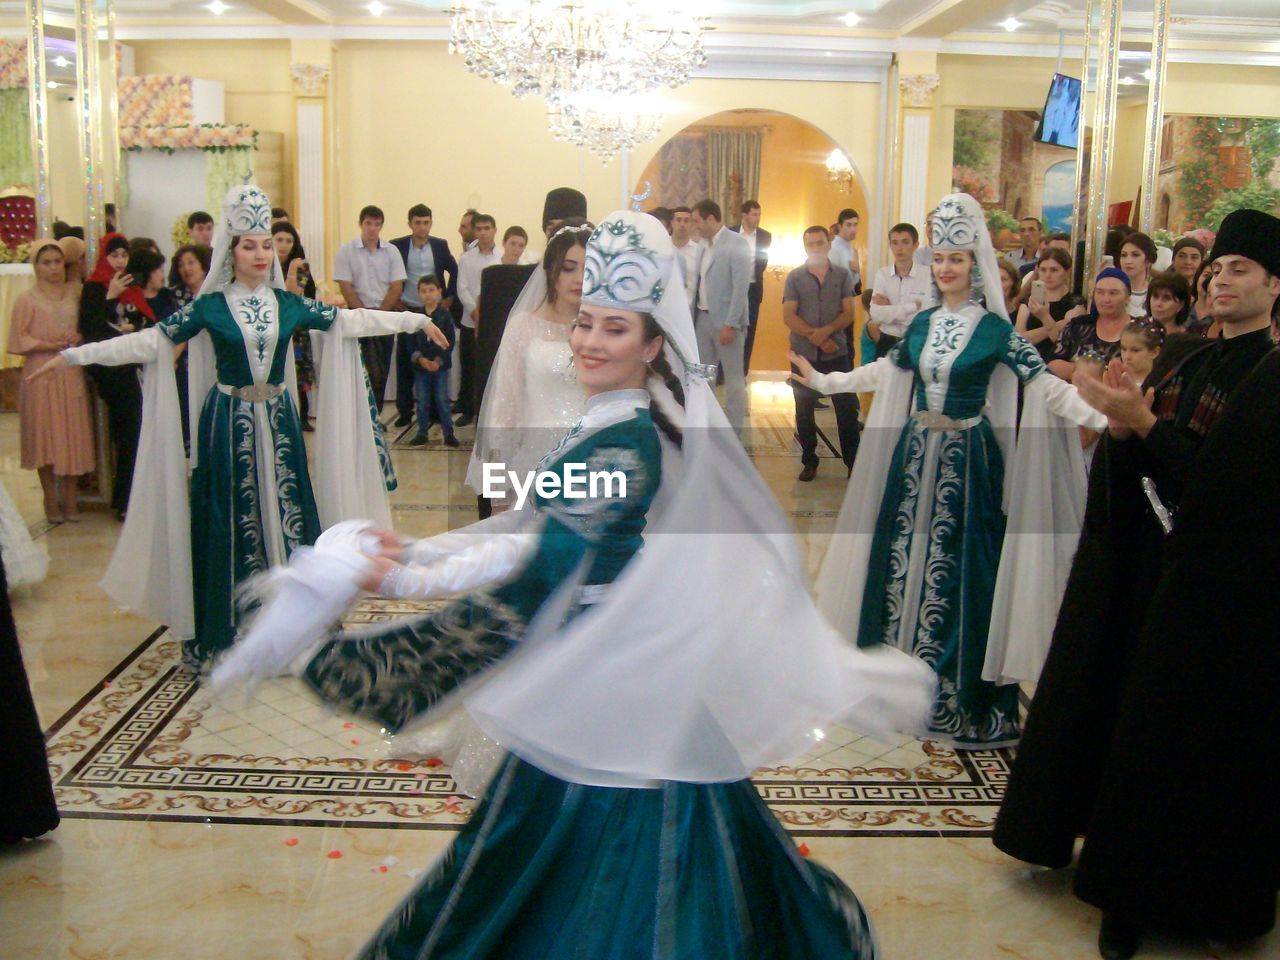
[1083, 0, 1122, 278]
[1139, 0, 1171, 233]
[1069, 0, 1098, 269]
[73, 0, 106, 258]
[898, 73, 940, 233]
[23, 0, 51, 238]
[289, 58, 330, 282]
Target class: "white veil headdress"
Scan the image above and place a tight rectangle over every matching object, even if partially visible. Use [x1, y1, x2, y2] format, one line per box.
[460, 211, 936, 787]
[463, 224, 593, 496]
[812, 193, 1089, 686]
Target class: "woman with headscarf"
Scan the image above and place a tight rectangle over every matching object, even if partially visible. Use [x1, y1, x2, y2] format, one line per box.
[28, 185, 449, 666]
[1049, 267, 1133, 381]
[210, 210, 935, 958]
[7, 240, 94, 523]
[77, 231, 142, 519]
[792, 193, 1108, 747]
[57, 235, 87, 287]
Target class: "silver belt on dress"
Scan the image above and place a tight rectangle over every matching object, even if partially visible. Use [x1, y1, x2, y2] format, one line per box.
[217, 382, 285, 403]
[911, 410, 982, 431]
[577, 583, 610, 606]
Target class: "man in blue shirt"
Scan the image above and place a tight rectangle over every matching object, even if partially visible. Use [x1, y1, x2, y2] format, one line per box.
[391, 204, 458, 427]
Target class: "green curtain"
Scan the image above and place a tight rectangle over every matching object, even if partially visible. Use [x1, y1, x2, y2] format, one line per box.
[205, 148, 255, 212]
[0, 89, 33, 188]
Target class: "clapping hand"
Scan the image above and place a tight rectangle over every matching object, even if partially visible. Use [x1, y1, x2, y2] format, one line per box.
[1074, 358, 1155, 439]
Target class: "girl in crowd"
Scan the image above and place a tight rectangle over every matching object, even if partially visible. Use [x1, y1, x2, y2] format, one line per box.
[1187, 261, 1218, 336]
[1051, 267, 1132, 380]
[466, 221, 593, 508]
[1118, 318, 1164, 388]
[793, 193, 1107, 746]
[1169, 236, 1205, 283]
[78, 232, 142, 520]
[1118, 232, 1157, 317]
[1015, 247, 1087, 363]
[1143, 270, 1193, 336]
[996, 257, 1024, 317]
[7, 241, 94, 523]
[212, 210, 934, 958]
[29, 185, 448, 667]
[271, 222, 317, 429]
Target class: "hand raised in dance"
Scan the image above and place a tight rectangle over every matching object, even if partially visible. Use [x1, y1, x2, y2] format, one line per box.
[358, 553, 400, 593]
[364, 527, 405, 561]
[787, 351, 816, 388]
[423, 319, 451, 350]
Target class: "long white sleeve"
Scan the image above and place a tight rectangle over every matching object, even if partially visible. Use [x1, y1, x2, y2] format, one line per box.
[869, 299, 919, 337]
[336, 307, 432, 339]
[380, 532, 538, 599]
[63, 327, 166, 366]
[1025, 370, 1108, 430]
[400, 508, 532, 565]
[807, 355, 893, 395]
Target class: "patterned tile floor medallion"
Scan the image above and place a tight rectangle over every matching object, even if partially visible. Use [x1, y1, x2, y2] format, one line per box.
[47, 598, 1013, 838]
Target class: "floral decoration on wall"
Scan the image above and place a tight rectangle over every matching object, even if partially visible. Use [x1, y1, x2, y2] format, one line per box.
[118, 75, 195, 128]
[120, 123, 257, 154]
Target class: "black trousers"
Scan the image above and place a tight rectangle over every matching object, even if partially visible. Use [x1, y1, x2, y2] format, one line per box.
[360, 334, 395, 411]
[743, 284, 762, 374]
[91, 369, 142, 514]
[792, 353, 861, 469]
[457, 325, 477, 417]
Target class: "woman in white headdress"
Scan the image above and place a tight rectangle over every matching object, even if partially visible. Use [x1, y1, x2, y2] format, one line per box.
[463, 220, 593, 506]
[27, 185, 448, 665]
[210, 211, 935, 958]
[792, 193, 1107, 748]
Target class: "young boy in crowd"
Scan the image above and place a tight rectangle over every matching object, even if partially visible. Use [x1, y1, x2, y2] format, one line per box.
[408, 275, 459, 447]
[501, 226, 528, 265]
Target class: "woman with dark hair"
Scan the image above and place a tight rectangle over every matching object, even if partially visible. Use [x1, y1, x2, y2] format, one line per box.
[1170, 236, 1205, 282]
[1186, 260, 1218, 336]
[465, 219, 594, 508]
[1144, 270, 1193, 336]
[78, 232, 143, 519]
[170, 243, 212, 307]
[1015, 247, 1088, 363]
[8, 240, 95, 522]
[118, 248, 180, 328]
[212, 211, 935, 959]
[272, 222, 317, 428]
[1118, 232, 1157, 317]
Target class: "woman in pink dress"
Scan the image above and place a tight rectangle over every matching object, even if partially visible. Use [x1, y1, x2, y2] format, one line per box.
[7, 240, 94, 522]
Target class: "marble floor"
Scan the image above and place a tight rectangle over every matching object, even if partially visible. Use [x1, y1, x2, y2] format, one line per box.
[1, 383, 1274, 959]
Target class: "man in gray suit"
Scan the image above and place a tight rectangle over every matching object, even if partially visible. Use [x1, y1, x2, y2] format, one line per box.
[691, 199, 752, 434]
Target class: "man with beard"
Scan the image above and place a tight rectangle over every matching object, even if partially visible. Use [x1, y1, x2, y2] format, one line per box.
[993, 208, 1280, 959]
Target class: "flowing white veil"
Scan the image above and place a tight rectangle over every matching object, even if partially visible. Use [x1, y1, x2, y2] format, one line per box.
[461, 211, 936, 787]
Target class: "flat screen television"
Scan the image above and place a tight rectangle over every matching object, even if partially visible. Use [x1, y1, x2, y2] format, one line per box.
[1034, 73, 1082, 150]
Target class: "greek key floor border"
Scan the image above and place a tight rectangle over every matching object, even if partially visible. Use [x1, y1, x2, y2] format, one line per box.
[45, 604, 1013, 838]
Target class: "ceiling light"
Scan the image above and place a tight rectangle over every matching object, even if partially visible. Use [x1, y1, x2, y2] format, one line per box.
[52, 55, 69, 68]
[1119, 76, 1137, 85]
[1142, 69, 1153, 80]
[368, 1, 385, 14]
[207, 1, 228, 13]
[1001, 18, 1021, 32]
[47, 80, 59, 89]
[840, 12, 860, 27]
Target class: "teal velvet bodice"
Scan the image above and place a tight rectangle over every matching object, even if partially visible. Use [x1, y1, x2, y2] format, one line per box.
[158, 289, 337, 389]
[492, 409, 662, 621]
[893, 304, 1045, 419]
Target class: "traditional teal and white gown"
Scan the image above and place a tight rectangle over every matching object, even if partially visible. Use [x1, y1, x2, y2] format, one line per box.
[810, 303, 1106, 747]
[296, 389, 882, 959]
[63, 283, 425, 664]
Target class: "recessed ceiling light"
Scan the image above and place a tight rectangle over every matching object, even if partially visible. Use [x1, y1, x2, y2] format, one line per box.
[1120, 76, 1137, 85]
[1142, 69, 1153, 80]
[207, 1, 228, 13]
[52, 55, 69, 68]
[1001, 18, 1021, 32]
[840, 12, 860, 27]
[47, 80, 59, 89]
[368, 1, 385, 14]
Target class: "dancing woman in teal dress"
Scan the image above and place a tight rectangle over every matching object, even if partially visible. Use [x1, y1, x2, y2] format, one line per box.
[30, 186, 448, 665]
[214, 211, 935, 958]
[793, 194, 1107, 748]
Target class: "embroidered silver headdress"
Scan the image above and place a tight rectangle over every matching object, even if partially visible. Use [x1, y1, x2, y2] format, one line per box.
[926, 192, 1009, 320]
[222, 185, 273, 237]
[581, 215, 674, 313]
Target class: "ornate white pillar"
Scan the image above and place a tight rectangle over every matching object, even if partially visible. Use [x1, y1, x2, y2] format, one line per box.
[898, 73, 940, 233]
[290, 63, 329, 282]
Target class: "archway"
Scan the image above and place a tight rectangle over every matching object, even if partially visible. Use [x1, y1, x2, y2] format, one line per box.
[634, 109, 870, 372]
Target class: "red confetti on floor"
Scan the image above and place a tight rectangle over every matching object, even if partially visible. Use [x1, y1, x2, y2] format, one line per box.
[102, 681, 111, 689]
[327, 850, 343, 859]
[351, 739, 360, 745]
[342, 722, 354, 729]
[797, 843, 811, 858]
[425, 758, 443, 768]
[378, 865, 388, 873]
[397, 762, 413, 771]
[283, 838, 299, 847]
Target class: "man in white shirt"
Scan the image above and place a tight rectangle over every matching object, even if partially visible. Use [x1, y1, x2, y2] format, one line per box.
[869, 222, 933, 359]
[691, 198, 752, 435]
[671, 205, 703, 309]
[454, 213, 501, 426]
[335, 204, 406, 409]
[830, 207, 862, 292]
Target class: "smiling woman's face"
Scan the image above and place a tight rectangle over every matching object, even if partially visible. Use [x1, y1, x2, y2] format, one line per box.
[570, 304, 662, 396]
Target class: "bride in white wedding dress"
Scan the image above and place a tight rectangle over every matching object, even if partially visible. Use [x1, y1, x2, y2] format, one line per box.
[0, 478, 47, 588]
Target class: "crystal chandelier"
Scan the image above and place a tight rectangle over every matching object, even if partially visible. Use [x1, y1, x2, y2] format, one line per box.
[548, 95, 664, 162]
[449, 1, 707, 103]
[825, 148, 854, 193]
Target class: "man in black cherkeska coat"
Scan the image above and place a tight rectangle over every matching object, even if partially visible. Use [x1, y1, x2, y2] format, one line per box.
[993, 209, 1280, 959]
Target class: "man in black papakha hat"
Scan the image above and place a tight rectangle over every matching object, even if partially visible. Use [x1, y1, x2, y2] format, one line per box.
[471, 187, 588, 518]
[992, 208, 1280, 959]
